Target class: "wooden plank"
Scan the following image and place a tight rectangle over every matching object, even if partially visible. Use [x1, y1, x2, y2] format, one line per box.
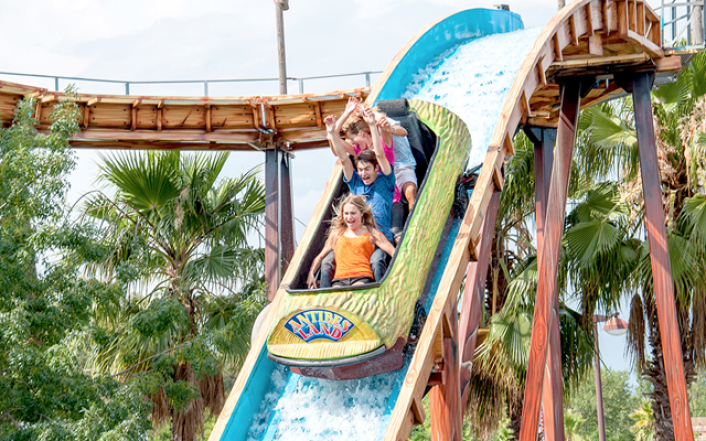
[68, 140, 255, 151]
[632, 72, 695, 441]
[624, 29, 664, 58]
[589, 33, 604, 55]
[629, 0, 637, 32]
[162, 105, 206, 129]
[586, 1, 596, 34]
[70, 129, 258, 143]
[618, 0, 630, 36]
[637, 1, 645, 36]
[430, 311, 462, 441]
[655, 55, 682, 72]
[554, 33, 565, 62]
[411, 396, 426, 425]
[206, 106, 212, 132]
[265, 149, 280, 301]
[459, 192, 501, 407]
[519, 80, 582, 441]
[569, 14, 579, 45]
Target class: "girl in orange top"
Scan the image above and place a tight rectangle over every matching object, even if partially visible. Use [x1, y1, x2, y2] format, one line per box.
[308, 194, 395, 288]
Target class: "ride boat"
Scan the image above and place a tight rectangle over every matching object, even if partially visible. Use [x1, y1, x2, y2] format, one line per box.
[265, 98, 472, 380]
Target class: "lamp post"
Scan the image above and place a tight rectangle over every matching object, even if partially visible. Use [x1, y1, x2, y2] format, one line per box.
[593, 314, 629, 441]
[274, 0, 289, 95]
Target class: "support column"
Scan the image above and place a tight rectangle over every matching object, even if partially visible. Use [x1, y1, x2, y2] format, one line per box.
[526, 127, 565, 441]
[519, 81, 582, 441]
[459, 191, 501, 407]
[630, 72, 694, 441]
[430, 302, 462, 441]
[265, 149, 280, 301]
[280, 151, 294, 275]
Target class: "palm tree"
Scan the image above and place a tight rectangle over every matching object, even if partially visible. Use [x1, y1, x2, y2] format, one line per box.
[631, 400, 655, 441]
[83, 151, 266, 441]
[568, 51, 706, 440]
[563, 409, 586, 441]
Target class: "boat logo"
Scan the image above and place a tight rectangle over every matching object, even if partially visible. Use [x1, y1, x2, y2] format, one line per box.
[284, 309, 354, 343]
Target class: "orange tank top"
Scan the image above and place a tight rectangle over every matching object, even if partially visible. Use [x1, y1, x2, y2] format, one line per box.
[333, 232, 375, 280]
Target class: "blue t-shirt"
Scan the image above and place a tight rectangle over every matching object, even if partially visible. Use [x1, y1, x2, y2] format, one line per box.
[344, 166, 396, 241]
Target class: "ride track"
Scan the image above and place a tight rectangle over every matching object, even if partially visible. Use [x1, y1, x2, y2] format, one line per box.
[0, 1, 695, 440]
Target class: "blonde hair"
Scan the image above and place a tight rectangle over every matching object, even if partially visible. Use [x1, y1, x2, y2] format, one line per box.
[327, 194, 379, 247]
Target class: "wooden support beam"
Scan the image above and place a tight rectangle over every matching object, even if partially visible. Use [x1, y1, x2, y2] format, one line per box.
[280, 151, 295, 276]
[519, 80, 583, 441]
[631, 72, 695, 441]
[530, 127, 566, 441]
[265, 149, 280, 301]
[459, 191, 501, 408]
[430, 295, 462, 441]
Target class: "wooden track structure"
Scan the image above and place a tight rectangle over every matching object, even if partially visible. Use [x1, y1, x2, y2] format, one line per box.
[0, 82, 369, 151]
[0, 1, 695, 440]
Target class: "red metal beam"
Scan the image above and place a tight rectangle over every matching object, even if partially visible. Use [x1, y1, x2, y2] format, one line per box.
[265, 149, 280, 301]
[280, 152, 294, 275]
[519, 81, 582, 441]
[631, 72, 695, 441]
[459, 191, 501, 407]
[532, 129, 566, 441]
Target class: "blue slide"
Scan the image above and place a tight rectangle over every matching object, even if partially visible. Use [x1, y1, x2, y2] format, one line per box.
[209, 8, 535, 441]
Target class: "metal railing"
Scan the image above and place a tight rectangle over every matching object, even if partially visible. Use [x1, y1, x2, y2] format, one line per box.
[657, 0, 705, 48]
[0, 70, 382, 96]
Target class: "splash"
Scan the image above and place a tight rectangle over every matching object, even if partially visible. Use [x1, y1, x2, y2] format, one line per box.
[406, 27, 542, 168]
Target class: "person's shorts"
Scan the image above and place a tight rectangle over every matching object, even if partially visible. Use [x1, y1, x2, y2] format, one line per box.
[331, 276, 374, 287]
[394, 164, 417, 190]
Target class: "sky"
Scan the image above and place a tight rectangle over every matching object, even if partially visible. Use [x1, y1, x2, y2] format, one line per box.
[0, 0, 671, 375]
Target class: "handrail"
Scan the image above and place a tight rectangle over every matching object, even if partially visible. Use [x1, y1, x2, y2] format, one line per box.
[656, 0, 706, 47]
[0, 69, 382, 96]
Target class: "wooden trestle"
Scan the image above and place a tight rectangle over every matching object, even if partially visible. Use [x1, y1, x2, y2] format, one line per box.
[0, 1, 696, 439]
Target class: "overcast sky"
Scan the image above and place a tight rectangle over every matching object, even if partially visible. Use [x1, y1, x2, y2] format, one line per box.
[1, 0, 671, 373]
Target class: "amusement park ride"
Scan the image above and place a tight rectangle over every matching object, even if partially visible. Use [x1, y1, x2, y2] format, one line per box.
[0, 1, 703, 440]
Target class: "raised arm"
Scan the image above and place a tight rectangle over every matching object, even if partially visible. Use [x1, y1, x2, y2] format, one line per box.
[361, 107, 392, 175]
[325, 115, 354, 181]
[335, 97, 359, 134]
[308, 237, 334, 289]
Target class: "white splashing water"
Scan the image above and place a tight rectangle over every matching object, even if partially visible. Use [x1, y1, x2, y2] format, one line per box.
[405, 27, 542, 168]
[245, 27, 542, 441]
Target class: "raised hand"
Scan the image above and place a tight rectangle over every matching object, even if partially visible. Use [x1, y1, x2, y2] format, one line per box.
[376, 116, 392, 132]
[361, 106, 376, 125]
[324, 115, 338, 134]
[345, 97, 359, 113]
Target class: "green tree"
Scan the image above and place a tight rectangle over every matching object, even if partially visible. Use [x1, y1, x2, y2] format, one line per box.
[688, 372, 706, 417]
[566, 368, 639, 441]
[84, 150, 266, 441]
[630, 400, 655, 441]
[0, 95, 151, 439]
[565, 408, 587, 441]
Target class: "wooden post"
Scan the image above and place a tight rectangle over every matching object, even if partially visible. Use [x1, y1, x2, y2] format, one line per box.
[519, 81, 582, 441]
[280, 151, 294, 275]
[528, 127, 566, 441]
[459, 191, 501, 407]
[265, 149, 280, 301]
[430, 303, 462, 441]
[631, 71, 695, 441]
[274, 0, 288, 95]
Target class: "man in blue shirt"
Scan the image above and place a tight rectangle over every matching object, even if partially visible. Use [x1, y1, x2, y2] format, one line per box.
[318, 107, 395, 287]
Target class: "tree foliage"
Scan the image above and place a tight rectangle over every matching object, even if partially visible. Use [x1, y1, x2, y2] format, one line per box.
[0, 94, 151, 439]
[82, 150, 266, 440]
